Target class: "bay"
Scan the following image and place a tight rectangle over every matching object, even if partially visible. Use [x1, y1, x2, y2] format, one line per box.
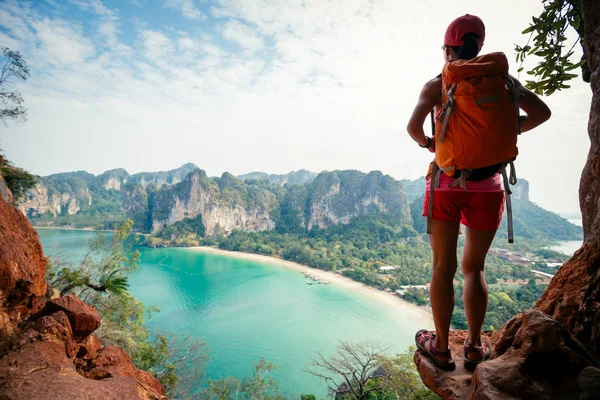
[37, 228, 433, 398]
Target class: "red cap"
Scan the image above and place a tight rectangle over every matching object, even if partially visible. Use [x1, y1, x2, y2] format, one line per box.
[444, 14, 485, 46]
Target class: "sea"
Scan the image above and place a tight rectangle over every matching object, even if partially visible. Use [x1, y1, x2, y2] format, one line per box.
[37, 228, 432, 398]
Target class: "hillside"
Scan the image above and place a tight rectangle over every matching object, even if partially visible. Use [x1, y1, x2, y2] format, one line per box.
[19, 166, 581, 242]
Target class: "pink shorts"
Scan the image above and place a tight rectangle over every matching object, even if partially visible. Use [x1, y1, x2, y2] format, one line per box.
[422, 173, 505, 230]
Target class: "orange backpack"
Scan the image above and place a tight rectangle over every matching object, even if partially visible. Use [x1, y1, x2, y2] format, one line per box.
[427, 52, 524, 243]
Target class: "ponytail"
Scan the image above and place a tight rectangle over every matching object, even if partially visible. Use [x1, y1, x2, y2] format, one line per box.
[449, 33, 480, 60]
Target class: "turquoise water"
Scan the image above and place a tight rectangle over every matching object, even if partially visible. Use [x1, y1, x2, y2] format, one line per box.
[37, 229, 432, 398]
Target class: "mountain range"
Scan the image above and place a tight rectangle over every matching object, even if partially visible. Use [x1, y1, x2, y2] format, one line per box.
[20, 163, 582, 242]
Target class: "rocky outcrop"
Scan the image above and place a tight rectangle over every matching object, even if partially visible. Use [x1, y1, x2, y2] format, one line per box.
[99, 168, 129, 191]
[279, 170, 411, 231]
[0, 191, 47, 336]
[150, 170, 277, 236]
[237, 169, 317, 185]
[0, 303, 167, 399]
[0, 173, 13, 203]
[130, 163, 198, 189]
[414, 330, 495, 399]
[19, 184, 62, 216]
[414, 311, 599, 399]
[309, 171, 410, 230]
[0, 187, 168, 399]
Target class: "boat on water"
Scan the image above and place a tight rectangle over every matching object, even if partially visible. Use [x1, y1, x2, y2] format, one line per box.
[306, 281, 313, 285]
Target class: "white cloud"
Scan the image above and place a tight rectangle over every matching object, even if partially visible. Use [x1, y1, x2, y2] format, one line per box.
[221, 20, 264, 52]
[69, 0, 117, 19]
[162, 0, 202, 20]
[177, 36, 195, 51]
[0, 0, 592, 216]
[140, 29, 175, 62]
[31, 18, 96, 65]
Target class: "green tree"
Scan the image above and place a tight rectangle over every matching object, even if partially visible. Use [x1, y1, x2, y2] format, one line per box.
[515, 0, 587, 95]
[0, 47, 29, 125]
[48, 219, 139, 298]
[0, 153, 36, 204]
[372, 347, 438, 400]
[203, 358, 285, 400]
[46, 221, 209, 397]
[307, 341, 389, 400]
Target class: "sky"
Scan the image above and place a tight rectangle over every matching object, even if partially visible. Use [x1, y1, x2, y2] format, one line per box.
[0, 0, 591, 215]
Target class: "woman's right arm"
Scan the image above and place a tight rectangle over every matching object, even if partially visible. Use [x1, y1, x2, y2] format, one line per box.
[510, 75, 552, 132]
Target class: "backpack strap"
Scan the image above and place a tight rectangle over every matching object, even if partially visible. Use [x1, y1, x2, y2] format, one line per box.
[426, 161, 441, 235]
[437, 84, 457, 142]
[447, 169, 473, 191]
[500, 160, 518, 243]
[506, 77, 525, 135]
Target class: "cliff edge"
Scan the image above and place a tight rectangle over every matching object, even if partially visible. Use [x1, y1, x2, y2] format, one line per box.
[0, 184, 168, 399]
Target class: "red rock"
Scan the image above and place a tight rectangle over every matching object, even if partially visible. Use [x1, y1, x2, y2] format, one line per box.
[470, 310, 596, 400]
[0, 338, 168, 400]
[82, 345, 165, 395]
[31, 311, 76, 357]
[415, 310, 599, 399]
[413, 330, 495, 399]
[0, 192, 47, 336]
[36, 294, 101, 340]
[76, 335, 103, 360]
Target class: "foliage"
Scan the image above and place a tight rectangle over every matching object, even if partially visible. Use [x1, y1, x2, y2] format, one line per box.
[0, 153, 36, 204]
[373, 347, 439, 400]
[515, 0, 586, 95]
[0, 47, 29, 125]
[307, 341, 390, 399]
[202, 358, 285, 400]
[45, 221, 208, 396]
[155, 214, 206, 244]
[307, 342, 434, 400]
[48, 220, 139, 298]
[451, 280, 547, 330]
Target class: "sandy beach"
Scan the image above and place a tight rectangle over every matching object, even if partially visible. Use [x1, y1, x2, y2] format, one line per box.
[191, 246, 433, 325]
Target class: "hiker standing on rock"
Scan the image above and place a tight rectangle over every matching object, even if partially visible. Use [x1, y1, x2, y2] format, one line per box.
[406, 14, 551, 370]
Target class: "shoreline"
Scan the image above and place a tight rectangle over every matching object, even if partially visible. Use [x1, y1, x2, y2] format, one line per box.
[34, 226, 115, 232]
[190, 246, 434, 324]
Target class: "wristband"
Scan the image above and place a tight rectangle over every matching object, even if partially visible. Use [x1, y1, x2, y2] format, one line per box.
[419, 136, 432, 149]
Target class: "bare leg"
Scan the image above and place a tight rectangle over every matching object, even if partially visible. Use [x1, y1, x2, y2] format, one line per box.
[428, 218, 460, 359]
[462, 226, 496, 358]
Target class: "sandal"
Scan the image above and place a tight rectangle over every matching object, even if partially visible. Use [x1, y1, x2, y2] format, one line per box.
[415, 329, 456, 370]
[463, 340, 491, 370]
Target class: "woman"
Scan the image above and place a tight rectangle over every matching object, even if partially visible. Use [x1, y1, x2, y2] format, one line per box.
[406, 14, 551, 370]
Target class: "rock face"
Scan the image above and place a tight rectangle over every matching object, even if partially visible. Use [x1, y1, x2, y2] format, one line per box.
[414, 330, 495, 400]
[414, 311, 599, 399]
[0, 187, 168, 399]
[0, 172, 13, 203]
[237, 169, 318, 185]
[131, 162, 198, 189]
[149, 170, 277, 236]
[0, 191, 47, 336]
[304, 170, 410, 230]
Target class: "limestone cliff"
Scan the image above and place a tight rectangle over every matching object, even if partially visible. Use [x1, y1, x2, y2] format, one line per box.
[130, 162, 198, 189]
[304, 170, 410, 230]
[99, 168, 129, 191]
[19, 164, 197, 228]
[237, 169, 317, 185]
[0, 183, 167, 399]
[149, 170, 277, 236]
